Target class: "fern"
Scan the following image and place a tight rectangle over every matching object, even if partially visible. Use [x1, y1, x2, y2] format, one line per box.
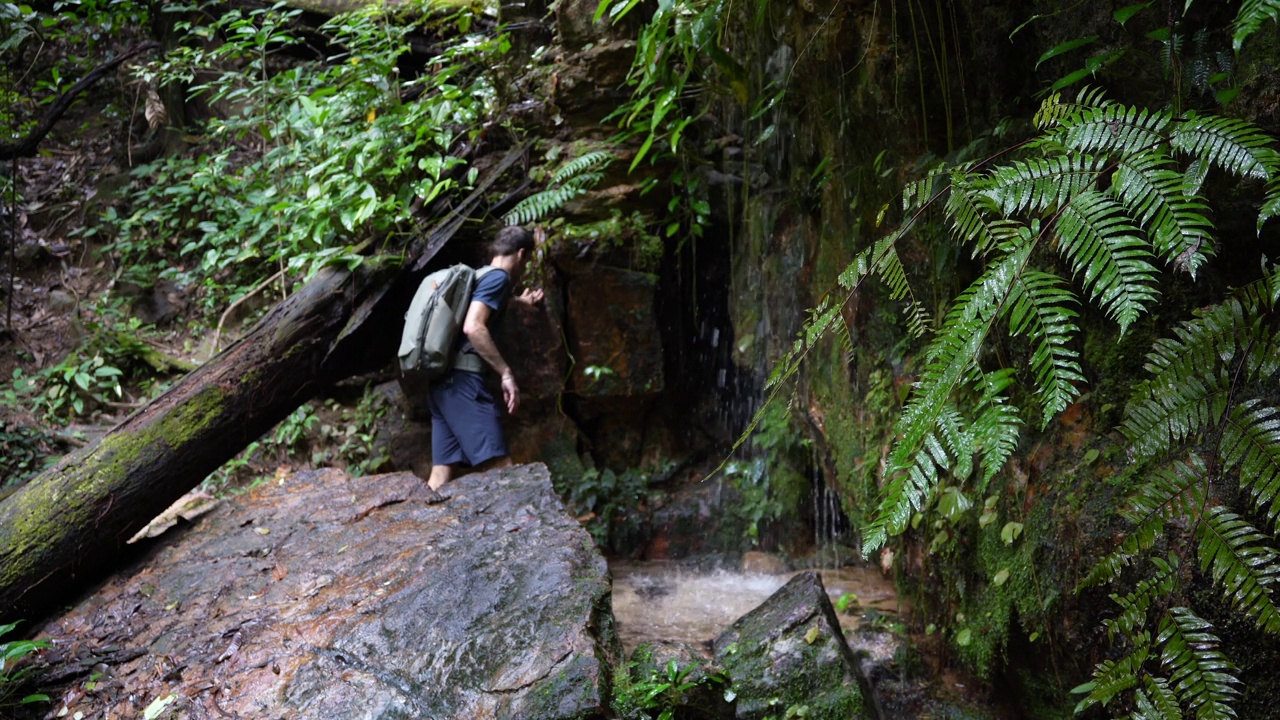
[1059, 103, 1172, 158]
[1074, 639, 1151, 713]
[1157, 607, 1240, 720]
[983, 153, 1109, 216]
[503, 152, 614, 225]
[1221, 399, 1280, 526]
[1259, 179, 1280, 234]
[1231, 0, 1280, 50]
[1054, 190, 1160, 331]
[1003, 269, 1084, 425]
[1133, 676, 1185, 720]
[1112, 152, 1214, 276]
[1106, 555, 1181, 642]
[1170, 112, 1278, 182]
[1195, 506, 1280, 634]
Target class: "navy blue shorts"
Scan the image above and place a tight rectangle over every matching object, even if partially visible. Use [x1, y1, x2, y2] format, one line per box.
[428, 370, 508, 467]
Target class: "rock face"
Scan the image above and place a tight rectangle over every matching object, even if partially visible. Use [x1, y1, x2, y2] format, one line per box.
[31, 464, 619, 720]
[712, 572, 870, 720]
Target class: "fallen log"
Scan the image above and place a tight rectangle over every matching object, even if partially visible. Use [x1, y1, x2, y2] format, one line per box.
[0, 145, 528, 627]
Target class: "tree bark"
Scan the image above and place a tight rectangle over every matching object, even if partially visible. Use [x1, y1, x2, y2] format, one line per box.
[0, 143, 528, 627]
[0, 263, 390, 625]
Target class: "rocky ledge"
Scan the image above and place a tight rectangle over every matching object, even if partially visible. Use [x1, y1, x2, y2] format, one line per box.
[28, 464, 619, 720]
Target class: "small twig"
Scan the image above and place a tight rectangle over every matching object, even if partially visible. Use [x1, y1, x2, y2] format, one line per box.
[210, 267, 288, 357]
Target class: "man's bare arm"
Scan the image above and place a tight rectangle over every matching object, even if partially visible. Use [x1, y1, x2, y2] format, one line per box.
[463, 301, 519, 413]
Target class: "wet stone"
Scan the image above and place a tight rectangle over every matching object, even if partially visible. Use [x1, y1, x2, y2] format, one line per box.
[712, 572, 871, 720]
[32, 464, 620, 720]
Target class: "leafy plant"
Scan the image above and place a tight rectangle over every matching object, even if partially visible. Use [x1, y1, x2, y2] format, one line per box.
[613, 656, 729, 720]
[104, 3, 508, 315]
[0, 621, 50, 708]
[504, 150, 614, 226]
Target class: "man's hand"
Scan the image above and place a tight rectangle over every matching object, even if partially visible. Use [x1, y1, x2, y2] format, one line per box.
[518, 287, 544, 305]
[501, 372, 520, 414]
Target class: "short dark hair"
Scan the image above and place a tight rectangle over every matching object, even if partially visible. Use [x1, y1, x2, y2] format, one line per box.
[491, 225, 535, 257]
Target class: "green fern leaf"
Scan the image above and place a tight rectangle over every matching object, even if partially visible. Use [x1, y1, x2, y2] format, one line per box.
[1060, 103, 1172, 158]
[1082, 459, 1205, 589]
[1171, 111, 1278, 182]
[1221, 400, 1280, 527]
[1136, 676, 1184, 720]
[1106, 555, 1181, 642]
[1232, 0, 1280, 50]
[1112, 152, 1214, 276]
[970, 369, 1021, 491]
[1195, 506, 1280, 634]
[984, 154, 1109, 216]
[1004, 269, 1084, 425]
[1034, 86, 1113, 129]
[1055, 189, 1159, 331]
[551, 150, 614, 184]
[1075, 637, 1151, 713]
[1157, 607, 1240, 719]
[1259, 179, 1280, 235]
[864, 235, 1034, 552]
[945, 174, 1019, 257]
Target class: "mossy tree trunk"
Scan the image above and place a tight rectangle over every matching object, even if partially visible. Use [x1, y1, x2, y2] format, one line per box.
[0, 262, 402, 626]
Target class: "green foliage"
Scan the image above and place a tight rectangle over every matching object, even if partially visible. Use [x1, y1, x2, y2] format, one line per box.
[0, 420, 58, 488]
[103, 4, 507, 314]
[503, 150, 614, 226]
[612, 656, 728, 720]
[0, 622, 50, 708]
[554, 463, 661, 550]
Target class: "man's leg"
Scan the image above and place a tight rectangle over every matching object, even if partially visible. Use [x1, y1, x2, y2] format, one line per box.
[428, 463, 456, 491]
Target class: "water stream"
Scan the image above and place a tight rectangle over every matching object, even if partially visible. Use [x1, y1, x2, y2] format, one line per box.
[609, 560, 903, 656]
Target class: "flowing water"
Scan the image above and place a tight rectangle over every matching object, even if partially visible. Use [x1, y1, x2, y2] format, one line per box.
[609, 560, 904, 656]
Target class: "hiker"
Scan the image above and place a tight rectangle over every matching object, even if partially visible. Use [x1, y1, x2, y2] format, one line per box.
[426, 225, 544, 497]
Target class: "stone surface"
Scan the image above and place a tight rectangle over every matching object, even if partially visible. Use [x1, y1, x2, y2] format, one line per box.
[713, 572, 869, 720]
[30, 464, 619, 720]
[562, 261, 663, 398]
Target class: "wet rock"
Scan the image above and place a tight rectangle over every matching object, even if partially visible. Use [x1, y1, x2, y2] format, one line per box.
[713, 572, 871, 720]
[553, 40, 639, 114]
[32, 464, 620, 720]
[561, 261, 663, 398]
[640, 480, 754, 560]
[623, 641, 734, 720]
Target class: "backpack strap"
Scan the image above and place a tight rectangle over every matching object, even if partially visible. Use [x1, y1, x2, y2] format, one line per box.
[452, 265, 501, 374]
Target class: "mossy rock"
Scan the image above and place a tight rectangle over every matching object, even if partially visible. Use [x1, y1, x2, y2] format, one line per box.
[712, 572, 871, 720]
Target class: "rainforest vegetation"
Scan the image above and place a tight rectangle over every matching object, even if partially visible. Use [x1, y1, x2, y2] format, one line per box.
[3, 0, 1280, 716]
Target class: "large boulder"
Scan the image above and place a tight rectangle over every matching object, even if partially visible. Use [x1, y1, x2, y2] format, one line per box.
[28, 464, 620, 720]
[712, 572, 871, 720]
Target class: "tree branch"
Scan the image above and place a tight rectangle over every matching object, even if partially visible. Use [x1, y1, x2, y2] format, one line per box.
[0, 42, 160, 160]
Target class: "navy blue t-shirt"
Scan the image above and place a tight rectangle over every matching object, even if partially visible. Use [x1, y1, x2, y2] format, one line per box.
[457, 267, 511, 361]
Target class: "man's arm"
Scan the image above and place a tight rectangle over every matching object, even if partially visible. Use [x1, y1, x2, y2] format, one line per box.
[463, 300, 520, 414]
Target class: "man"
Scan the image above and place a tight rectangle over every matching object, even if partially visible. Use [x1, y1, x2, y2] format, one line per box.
[426, 225, 543, 496]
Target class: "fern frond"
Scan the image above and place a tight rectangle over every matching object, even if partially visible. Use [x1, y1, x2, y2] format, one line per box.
[946, 173, 1019, 257]
[1122, 275, 1278, 463]
[864, 236, 1034, 552]
[1112, 152, 1215, 277]
[1034, 85, 1113, 129]
[551, 150, 614, 184]
[970, 369, 1021, 491]
[1195, 506, 1280, 634]
[904, 299, 934, 339]
[983, 154, 1109, 216]
[875, 242, 913, 301]
[1075, 637, 1151, 713]
[1232, 0, 1280, 50]
[1134, 676, 1184, 720]
[1055, 189, 1159, 331]
[1171, 112, 1278, 182]
[1082, 459, 1205, 589]
[903, 166, 951, 212]
[504, 185, 590, 225]
[1260, 179, 1280, 235]
[1157, 607, 1240, 719]
[1060, 104, 1172, 158]
[559, 170, 605, 191]
[1106, 555, 1181, 642]
[1004, 269, 1084, 425]
[1221, 400, 1280, 527]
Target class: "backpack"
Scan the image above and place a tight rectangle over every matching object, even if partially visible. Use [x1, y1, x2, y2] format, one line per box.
[397, 264, 497, 381]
